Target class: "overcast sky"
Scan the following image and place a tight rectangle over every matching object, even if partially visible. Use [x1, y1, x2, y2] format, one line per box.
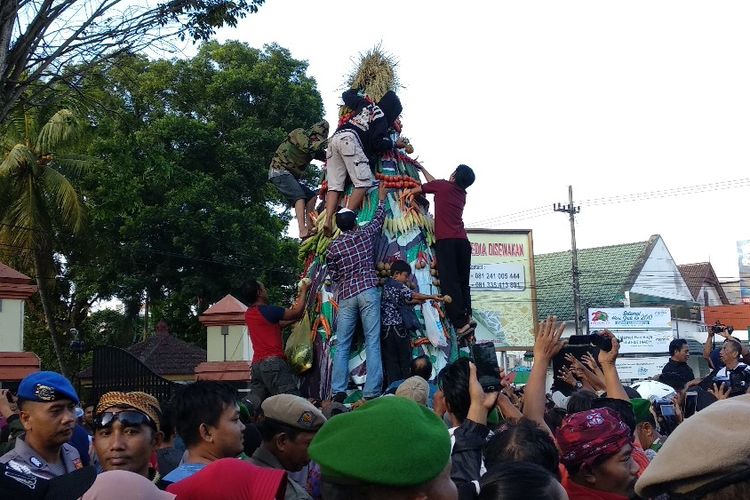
[212, 1, 750, 284]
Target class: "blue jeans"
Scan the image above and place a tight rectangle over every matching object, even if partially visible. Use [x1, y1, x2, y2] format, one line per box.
[331, 287, 383, 398]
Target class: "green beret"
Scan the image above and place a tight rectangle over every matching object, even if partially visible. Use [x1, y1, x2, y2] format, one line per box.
[487, 407, 501, 426]
[631, 398, 652, 424]
[308, 396, 450, 487]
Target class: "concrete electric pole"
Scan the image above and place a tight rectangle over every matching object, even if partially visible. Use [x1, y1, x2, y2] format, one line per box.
[554, 186, 582, 335]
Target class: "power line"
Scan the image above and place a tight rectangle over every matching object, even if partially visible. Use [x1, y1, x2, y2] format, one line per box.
[469, 176, 750, 228]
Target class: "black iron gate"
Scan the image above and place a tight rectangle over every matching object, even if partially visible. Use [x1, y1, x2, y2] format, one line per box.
[91, 346, 178, 405]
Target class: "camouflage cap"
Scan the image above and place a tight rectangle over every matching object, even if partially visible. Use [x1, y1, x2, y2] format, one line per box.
[308, 120, 329, 138]
[261, 394, 326, 432]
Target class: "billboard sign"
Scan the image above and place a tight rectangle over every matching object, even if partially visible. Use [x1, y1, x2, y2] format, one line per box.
[588, 307, 672, 330]
[617, 330, 673, 354]
[467, 229, 536, 348]
[616, 356, 670, 380]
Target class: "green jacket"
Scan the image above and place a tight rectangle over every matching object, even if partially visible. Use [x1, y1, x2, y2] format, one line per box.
[0, 414, 24, 456]
[268, 121, 329, 179]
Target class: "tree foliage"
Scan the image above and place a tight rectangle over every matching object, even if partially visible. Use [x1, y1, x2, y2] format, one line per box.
[0, 0, 266, 124]
[67, 41, 323, 345]
[0, 104, 92, 376]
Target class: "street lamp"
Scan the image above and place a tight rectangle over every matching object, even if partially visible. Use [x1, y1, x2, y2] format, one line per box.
[69, 328, 87, 394]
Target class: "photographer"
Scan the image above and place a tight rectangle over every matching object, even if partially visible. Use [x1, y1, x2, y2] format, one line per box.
[703, 322, 750, 370]
[699, 339, 750, 398]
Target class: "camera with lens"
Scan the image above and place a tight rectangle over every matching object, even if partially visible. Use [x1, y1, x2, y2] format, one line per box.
[711, 367, 750, 397]
[568, 331, 613, 352]
[710, 321, 729, 334]
[652, 396, 679, 435]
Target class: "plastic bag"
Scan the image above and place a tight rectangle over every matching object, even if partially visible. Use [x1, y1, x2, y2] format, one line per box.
[285, 314, 314, 374]
[422, 302, 447, 347]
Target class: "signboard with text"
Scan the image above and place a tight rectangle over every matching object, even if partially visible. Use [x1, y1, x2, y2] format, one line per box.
[617, 330, 673, 354]
[470, 263, 525, 291]
[588, 307, 672, 330]
[467, 229, 536, 348]
[616, 356, 670, 380]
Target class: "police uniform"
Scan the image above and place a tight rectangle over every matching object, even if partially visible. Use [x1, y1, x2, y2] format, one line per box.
[0, 436, 82, 479]
[249, 394, 326, 500]
[0, 371, 83, 479]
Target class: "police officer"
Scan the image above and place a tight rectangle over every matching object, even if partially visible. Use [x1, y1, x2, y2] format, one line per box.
[250, 394, 326, 500]
[0, 371, 83, 478]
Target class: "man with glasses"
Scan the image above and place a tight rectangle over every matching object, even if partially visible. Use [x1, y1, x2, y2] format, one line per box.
[0, 371, 84, 478]
[92, 391, 163, 481]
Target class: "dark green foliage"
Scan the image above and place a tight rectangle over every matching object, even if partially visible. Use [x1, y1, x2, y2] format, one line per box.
[70, 41, 323, 345]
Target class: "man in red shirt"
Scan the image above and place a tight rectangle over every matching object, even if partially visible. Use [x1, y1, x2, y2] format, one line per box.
[243, 279, 310, 411]
[406, 164, 475, 339]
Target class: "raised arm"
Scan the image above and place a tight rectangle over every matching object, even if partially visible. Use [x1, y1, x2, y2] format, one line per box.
[703, 331, 715, 369]
[282, 281, 311, 321]
[362, 182, 388, 237]
[418, 164, 436, 182]
[524, 316, 566, 433]
[597, 331, 629, 401]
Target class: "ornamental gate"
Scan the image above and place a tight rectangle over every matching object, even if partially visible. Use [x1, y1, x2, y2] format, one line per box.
[90, 345, 177, 404]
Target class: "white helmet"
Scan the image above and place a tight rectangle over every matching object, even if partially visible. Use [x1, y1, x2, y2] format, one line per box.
[629, 380, 676, 402]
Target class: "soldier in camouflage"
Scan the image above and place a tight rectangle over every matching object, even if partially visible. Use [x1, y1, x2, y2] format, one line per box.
[268, 121, 329, 239]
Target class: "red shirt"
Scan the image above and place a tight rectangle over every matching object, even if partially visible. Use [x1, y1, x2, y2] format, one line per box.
[421, 180, 467, 241]
[245, 305, 286, 364]
[562, 475, 629, 500]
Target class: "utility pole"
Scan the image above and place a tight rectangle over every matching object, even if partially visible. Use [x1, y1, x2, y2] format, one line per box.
[554, 186, 582, 335]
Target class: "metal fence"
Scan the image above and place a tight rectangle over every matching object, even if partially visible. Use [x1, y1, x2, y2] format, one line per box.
[90, 345, 177, 405]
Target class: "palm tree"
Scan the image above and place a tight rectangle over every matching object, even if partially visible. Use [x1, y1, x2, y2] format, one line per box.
[0, 108, 90, 377]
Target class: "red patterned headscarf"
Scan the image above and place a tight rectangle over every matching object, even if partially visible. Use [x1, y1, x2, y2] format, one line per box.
[556, 407, 631, 469]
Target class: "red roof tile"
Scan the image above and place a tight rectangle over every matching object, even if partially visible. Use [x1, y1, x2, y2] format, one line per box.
[0, 352, 40, 382]
[79, 331, 206, 379]
[0, 261, 37, 299]
[199, 294, 247, 326]
[195, 361, 251, 382]
[678, 262, 729, 304]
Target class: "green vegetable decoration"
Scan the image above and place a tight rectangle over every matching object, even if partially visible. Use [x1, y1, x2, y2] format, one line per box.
[291, 47, 457, 401]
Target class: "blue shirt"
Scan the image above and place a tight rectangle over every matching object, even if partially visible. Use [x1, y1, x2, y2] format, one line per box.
[386, 379, 438, 408]
[162, 463, 206, 484]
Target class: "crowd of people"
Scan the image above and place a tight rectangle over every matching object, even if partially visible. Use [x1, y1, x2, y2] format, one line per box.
[2, 317, 749, 499]
[4, 92, 750, 499]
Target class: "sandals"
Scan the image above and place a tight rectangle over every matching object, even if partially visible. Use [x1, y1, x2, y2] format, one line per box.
[456, 324, 476, 342]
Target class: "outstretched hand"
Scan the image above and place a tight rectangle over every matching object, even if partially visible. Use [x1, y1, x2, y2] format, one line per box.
[710, 382, 730, 401]
[597, 330, 620, 366]
[469, 362, 498, 411]
[533, 316, 567, 363]
[581, 352, 601, 373]
[378, 179, 387, 201]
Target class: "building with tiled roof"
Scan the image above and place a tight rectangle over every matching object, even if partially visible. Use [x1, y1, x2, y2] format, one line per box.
[0, 261, 40, 381]
[535, 236, 711, 379]
[80, 320, 206, 383]
[678, 262, 730, 306]
[535, 235, 700, 324]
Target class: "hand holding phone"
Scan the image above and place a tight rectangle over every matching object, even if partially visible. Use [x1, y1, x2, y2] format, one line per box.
[471, 342, 501, 392]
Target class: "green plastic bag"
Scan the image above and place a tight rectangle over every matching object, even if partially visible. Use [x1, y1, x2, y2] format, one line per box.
[285, 313, 314, 374]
